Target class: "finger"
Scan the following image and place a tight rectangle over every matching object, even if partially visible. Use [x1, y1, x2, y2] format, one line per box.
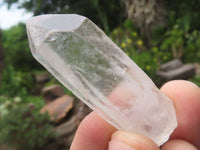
[160, 80, 200, 148]
[161, 139, 198, 150]
[108, 131, 160, 150]
[70, 111, 116, 150]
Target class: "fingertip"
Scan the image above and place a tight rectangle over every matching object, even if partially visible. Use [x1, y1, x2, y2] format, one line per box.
[109, 131, 159, 150]
[70, 112, 116, 150]
[161, 80, 200, 100]
[161, 139, 198, 150]
[160, 80, 200, 148]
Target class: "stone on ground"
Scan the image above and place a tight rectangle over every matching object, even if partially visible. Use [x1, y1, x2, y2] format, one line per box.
[42, 84, 65, 102]
[41, 95, 74, 123]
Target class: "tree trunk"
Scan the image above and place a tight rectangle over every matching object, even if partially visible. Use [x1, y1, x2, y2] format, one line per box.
[122, 0, 167, 40]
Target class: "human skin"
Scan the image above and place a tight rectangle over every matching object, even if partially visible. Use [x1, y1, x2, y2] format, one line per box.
[70, 80, 200, 150]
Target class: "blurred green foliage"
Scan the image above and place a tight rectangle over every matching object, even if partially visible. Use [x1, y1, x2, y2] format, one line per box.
[110, 20, 160, 83]
[189, 75, 200, 87]
[0, 24, 45, 108]
[2, 23, 42, 70]
[0, 65, 34, 97]
[110, 18, 200, 85]
[152, 21, 200, 63]
[0, 98, 54, 150]
[167, 0, 200, 31]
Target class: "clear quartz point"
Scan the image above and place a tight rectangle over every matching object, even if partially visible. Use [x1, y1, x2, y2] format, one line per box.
[26, 14, 177, 146]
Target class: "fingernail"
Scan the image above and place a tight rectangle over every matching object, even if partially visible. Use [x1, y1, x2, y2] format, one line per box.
[108, 140, 136, 150]
[108, 131, 159, 150]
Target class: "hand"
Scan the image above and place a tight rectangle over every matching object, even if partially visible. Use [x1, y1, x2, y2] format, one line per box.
[70, 80, 200, 150]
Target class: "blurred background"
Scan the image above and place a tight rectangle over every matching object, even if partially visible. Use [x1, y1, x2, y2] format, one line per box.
[0, 0, 200, 150]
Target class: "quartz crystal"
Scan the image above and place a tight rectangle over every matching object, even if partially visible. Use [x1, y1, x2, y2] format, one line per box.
[26, 14, 177, 146]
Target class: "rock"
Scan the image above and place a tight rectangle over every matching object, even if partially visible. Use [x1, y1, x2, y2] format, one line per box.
[42, 84, 65, 102]
[52, 100, 92, 148]
[157, 64, 195, 81]
[157, 59, 196, 81]
[194, 63, 200, 75]
[35, 72, 51, 84]
[72, 100, 92, 120]
[53, 116, 77, 137]
[159, 59, 183, 72]
[53, 100, 92, 137]
[41, 95, 74, 123]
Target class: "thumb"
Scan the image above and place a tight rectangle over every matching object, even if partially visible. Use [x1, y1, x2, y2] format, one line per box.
[108, 131, 160, 150]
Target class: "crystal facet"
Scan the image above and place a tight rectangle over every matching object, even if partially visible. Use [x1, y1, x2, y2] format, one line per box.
[26, 14, 177, 146]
